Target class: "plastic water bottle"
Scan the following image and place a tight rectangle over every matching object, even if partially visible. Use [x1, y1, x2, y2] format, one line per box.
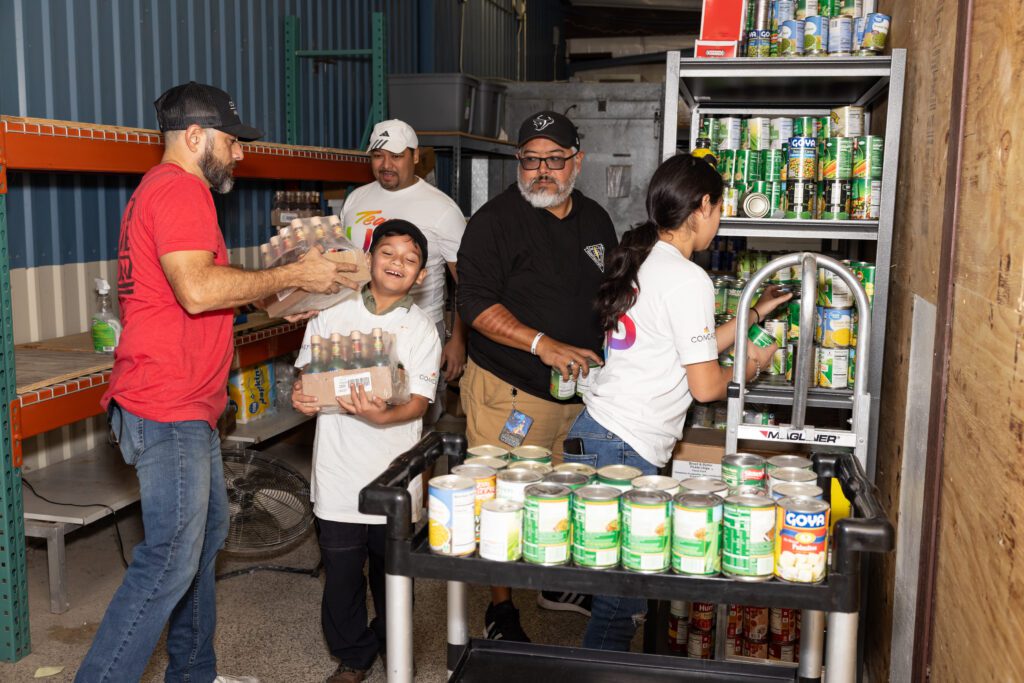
[91, 278, 122, 353]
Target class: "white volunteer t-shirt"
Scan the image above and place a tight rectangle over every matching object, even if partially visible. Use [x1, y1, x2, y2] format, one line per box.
[295, 295, 441, 524]
[585, 241, 718, 468]
[342, 179, 466, 323]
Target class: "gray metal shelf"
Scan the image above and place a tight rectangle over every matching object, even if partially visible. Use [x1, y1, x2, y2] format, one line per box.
[661, 49, 907, 484]
[225, 410, 311, 445]
[718, 217, 879, 241]
[747, 378, 854, 409]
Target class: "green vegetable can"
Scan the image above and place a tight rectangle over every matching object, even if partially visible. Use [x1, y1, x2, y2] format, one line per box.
[621, 488, 672, 573]
[671, 493, 723, 576]
[523, 483, 571, 566]
[571, 485, 622, 569]
[723, 493, 777, 580]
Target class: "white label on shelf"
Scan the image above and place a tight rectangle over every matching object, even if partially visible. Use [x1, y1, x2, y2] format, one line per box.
[334, 372, 373, 397]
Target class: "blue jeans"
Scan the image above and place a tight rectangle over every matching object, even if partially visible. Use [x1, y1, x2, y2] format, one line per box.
[565, 408, 658, 652]
[76, 405, 229, 683]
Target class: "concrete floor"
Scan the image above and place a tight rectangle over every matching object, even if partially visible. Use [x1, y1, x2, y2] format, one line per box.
[2, 418, 633, 682]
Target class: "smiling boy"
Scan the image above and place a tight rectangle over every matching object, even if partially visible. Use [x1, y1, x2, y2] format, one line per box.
[292, 219, 441, 683]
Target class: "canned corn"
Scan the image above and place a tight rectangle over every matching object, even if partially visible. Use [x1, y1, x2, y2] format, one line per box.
[621, 488, 672, 573]
[672, 492, 723, 576]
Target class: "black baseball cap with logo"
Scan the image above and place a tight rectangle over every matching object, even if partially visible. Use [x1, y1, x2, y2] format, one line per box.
[517, 110, 580, 150]
[154, 81, 263, 141]
[369, 219, 429, 268]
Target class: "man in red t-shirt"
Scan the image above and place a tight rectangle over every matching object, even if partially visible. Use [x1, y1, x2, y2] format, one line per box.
[77, 82, 354, 683]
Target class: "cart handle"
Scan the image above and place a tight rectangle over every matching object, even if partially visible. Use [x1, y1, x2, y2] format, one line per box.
[814, 452, 895, 575]
[359, 432, 467, 541]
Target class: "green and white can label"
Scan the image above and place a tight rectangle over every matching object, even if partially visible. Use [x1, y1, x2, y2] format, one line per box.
[672, 493, 723, 576]
[523, 483, 571, 565]
[571, 485, 622, 569]
[621, 489, 672, 573]
[479, 498, 523, 562]
[723, 494, 777, 580]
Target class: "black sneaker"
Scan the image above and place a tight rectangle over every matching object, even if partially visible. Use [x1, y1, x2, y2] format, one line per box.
[484, 600, 531, 642]
[537, 590, 592, 617]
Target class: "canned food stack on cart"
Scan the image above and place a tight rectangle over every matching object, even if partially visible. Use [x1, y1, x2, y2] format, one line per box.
[742, 0, 891, 59]
[697, 109, 883, 222]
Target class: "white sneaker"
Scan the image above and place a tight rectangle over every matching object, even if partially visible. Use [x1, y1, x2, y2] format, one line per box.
[214, 676, 260, 683]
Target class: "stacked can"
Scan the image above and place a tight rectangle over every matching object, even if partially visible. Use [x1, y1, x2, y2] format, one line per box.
[726, 604, 745, 657]
[746, 0, 773, 57]
[742, 605, 770, 658]
[667, 601, 689, 654]
[815, 267, 853, 388]
[745, 0, 889, 58]
[818, 137, 853, 219]
[785, 136, 817, 219]
[687, 601, 716, 658]
[769, 607, 800, 662]
[852, 135, 884, 219]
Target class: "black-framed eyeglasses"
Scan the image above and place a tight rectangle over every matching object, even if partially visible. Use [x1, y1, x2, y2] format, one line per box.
[517, 151, 579, 171]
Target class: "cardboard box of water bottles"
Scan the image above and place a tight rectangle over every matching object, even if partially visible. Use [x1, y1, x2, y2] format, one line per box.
[258, 215, 371, 319]
[300, 329, 410, 412]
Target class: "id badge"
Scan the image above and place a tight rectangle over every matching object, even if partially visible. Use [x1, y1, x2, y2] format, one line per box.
[499, 409, 534, 448]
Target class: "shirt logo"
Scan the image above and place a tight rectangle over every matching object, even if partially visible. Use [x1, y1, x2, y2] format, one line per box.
[532, 114, 555, 131]
[584, 243, 605, 272]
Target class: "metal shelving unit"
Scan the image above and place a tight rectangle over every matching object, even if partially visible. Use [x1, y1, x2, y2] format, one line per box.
[416, 132, 517, 215]
[660, 50, 906, 481]
[0, 115, 372, 660]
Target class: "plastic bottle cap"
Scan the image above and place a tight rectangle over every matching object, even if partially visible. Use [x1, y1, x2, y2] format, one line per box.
[95, 278, 110, 295]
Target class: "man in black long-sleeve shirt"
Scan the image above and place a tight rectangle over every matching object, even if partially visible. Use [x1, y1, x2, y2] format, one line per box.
[457, 110, 618, 642]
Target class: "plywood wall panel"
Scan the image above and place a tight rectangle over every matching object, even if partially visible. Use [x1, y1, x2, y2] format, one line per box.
[864, 0, 959, 678]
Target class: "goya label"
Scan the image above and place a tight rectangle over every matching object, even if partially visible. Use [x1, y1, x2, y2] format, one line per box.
[774, 499, 830, 583]
[787, 137, 817, 181]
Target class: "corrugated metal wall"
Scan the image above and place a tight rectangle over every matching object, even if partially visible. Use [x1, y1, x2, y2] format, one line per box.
[0, 0, 565, 470]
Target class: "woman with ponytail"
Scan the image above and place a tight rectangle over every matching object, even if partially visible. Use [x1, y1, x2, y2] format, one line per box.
[565, 154, 791, 652]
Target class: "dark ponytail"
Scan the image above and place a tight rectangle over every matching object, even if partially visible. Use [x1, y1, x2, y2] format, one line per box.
[596, 154, 724, 332]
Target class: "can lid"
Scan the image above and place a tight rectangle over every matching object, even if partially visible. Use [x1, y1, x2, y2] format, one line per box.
[778, 495, 830, 514]
[769, 466, 818, 484]
[767, 455, 813, 470]
[632, 475, 680, 492]
[597, 464, 643, 482]
[723, 453, 767, 467]
[507, 461, 553, 475]
[674, 492, 722, 509]
[451, 464, 497, 479]
[680, 477, 730, 494]
[773, 482, 823, 499]
[511, 445, 552, 461]
[482, 498, 523, 513]
[623, 488, 671, 504]
[574, 485, 622, 502]
[543, 472, 589, 487]
[725, 493, 775, 508]
[553, 462, 597, 477]
[742, 192, 771, 218]
[429, 474, 476, 491]
[497, 468, 544, 483]
[465, 456, 509, 470]
[524, 482, 570, 499]
[467, 444, 510, 458]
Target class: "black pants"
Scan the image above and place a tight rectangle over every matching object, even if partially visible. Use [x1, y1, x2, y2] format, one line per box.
[317, 517, 387, 670]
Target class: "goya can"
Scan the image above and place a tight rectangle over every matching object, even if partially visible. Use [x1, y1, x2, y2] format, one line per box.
[550, 367, 576, 400]
[511, 445, 553, 464]
[553, 462, 597, 480]
[478, 498, 523, 562]
[827, 15, 853, 54]
[804, 15, 829, 53]
[523, 483, 571, 565]
[816, 306, 853, 348]
[766, 455, 814, 473]
[748, 117, 772, 151]
[571, 485, 622, 569]
[853, 136, 883, 179]
[671, 492, 723, 575]
[818, 347, 850, 388]
[722, 453, 767, 489]
[621, 488, 672, 573]
[860, 12, 890, 52]
[779, 20, 805, 56]
[735, 149, 762, 182]
[680, 476, 731, 500]
[786, 180, 816, 219]
[772, 481, 824, 501]
[428, 475, 477, 556]
[506, 460, 553, 477]
[543, 471, 589, 492]
[829, 105, 864, 138]
[598, 464, 644, 492]
[465, 455, 508, 471]
[819, 138, 853, 180]
[775, 496, 830, 583]
[818, 179, 851, 219]
[817, 269, 854, 307]
[769, 118, 793, 151]
[467, 444, 509, 459]
[723, 494, 777, 580]
[450, 464, 498, 542]
[496, 468, 544, 503]
[747, 29, 772, 58]
[850, 178, 881, 219]
[768, 466, 818, 496]
[787, 137, 817, 181]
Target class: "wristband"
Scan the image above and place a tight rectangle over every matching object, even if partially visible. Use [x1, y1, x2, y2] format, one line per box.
[752, 308, 761, 324]
[530, 332, 545, 355]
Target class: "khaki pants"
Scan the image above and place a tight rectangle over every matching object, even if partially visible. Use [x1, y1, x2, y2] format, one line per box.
[460, 359, 582, 461]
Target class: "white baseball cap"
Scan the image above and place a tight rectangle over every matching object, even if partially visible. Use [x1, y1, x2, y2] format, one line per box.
[367, 119, 418, 153]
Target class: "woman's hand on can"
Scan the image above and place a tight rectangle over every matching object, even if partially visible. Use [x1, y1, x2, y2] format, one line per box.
[754, 284, 794, 319]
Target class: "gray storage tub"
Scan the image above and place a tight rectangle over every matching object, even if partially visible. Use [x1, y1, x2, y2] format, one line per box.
[471, 80, 508, 139]
[388, 73, 479, 133]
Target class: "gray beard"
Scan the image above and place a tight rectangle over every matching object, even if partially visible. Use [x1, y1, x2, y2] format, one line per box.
[199, 137, 236, 194]
[517, 166, 579, 209]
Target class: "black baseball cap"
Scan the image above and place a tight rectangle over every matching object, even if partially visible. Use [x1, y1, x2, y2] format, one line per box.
[517, 110, 580, 150]
[154, 81, 263, 141]
[370, 219, 429, 267]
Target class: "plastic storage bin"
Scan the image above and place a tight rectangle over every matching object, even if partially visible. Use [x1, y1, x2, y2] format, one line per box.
[388, 73, 479, 133]
[471, 80, 507, 138]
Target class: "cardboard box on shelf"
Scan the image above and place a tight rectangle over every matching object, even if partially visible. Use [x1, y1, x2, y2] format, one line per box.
[670, 426, 806, 480]
[261, 250, 371, 319]
[228, 362, 276, 424]
[301, 365, 409, 412]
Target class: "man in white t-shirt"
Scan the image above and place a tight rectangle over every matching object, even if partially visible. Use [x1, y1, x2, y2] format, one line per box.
[342, 119, 467, 424]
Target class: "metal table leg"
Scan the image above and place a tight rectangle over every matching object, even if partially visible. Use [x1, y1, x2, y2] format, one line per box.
[24, 519, 75, 614]
[825, 611, 859, 683]
[447, 580, 469, 676]
[798, 609, 825, 682]
[386, 573, 415, 683]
